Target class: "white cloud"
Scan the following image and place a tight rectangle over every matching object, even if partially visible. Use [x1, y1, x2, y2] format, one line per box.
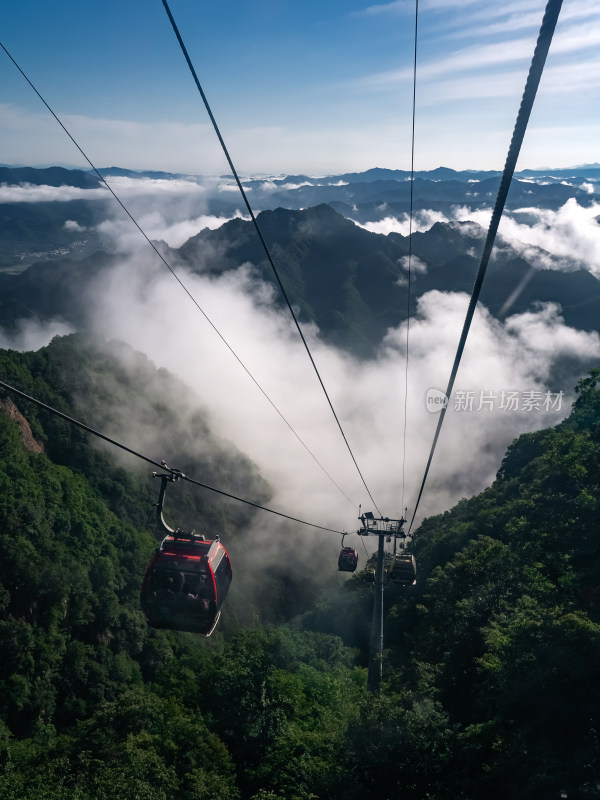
[504, 302, 600, 362]
[69, 236, 600, 538]
[469, 199, 600, 275]
[354, 209, 449, 236]
[356, 0, 481, 13]
[217, 182, 248, 192]
[399, 254, 428, 273]
[383, 292, 600, 517]
[353, 1, 408, 17]
[257, 180, 314, 192]
[105, 175, 206, 196]
[449, 10, 549, 37]
[0, 172, 248, 249]
[0, 175, 207, 204]
[97, 209, 247, 250]
[422, 0, 497, 8]
[64, 219, 87, 232]
[354, 217, 403, 235]
[421, 68, 530, 103]
[351, 9, 600, 113]
[356, 36, 535, 91]
[551, 21, 600, 58]
[0, 318, 74, 352]
[4, 177, 599, 551]
[0, 182, 108, 203]
[359, 199, 600, 277]
[447, 1, 600, 38]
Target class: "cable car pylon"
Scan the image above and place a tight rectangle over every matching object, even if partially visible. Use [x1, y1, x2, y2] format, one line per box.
[358, 511, 415, 692]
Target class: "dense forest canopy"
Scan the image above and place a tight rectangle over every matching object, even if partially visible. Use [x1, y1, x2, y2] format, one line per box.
[0, 333, 599, 798]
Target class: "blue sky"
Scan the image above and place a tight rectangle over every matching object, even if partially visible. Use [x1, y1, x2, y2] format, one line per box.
[1, 0, 599, 175]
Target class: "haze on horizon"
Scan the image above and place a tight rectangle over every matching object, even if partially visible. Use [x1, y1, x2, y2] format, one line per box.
[1, 0, 599, 175]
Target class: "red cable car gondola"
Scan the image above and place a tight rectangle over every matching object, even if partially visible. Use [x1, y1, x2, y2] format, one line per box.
[140, 471, 232, 636]
[338, 545, 359, 573]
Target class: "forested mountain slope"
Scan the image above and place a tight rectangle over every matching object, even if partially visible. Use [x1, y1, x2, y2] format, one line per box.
[0, 334, 365, 799]
[301, 370, 600, 799]
[1, 335, 600, 798]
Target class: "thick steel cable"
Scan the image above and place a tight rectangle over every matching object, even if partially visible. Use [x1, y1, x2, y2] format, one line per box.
[408, 0, 563, 533]
[0, 40, 357, 510]
[0, 377, 344, 533]
[401, 0, 419, 515]
[161, 0, 382, 517]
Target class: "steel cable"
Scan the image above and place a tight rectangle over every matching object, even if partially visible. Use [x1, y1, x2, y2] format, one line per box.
[0, 377, 345, 533]
[0, 39, 357, 510]
[161, 0, 382, 516]
[408, 0, 563, 533]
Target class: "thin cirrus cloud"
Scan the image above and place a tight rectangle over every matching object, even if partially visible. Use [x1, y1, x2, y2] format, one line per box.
[419, 53, 600, 104]
[357, 0, 588, 30]
[439, 0, 548, 34]
[450, 9, 600, 39]
[355, 0, 480, 17]
[452, 0, 600, 36]
[352, 4, 600, 93]
[354, 36, 538, 91]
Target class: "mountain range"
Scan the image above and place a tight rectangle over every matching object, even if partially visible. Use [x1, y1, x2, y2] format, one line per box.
[1, 164, 599, 363]
[1, 163, 597, 272]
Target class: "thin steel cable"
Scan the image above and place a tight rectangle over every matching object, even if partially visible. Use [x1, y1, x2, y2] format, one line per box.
[0, 40, 357, 510]
[360, 535, 370, 560]
[408, 0, 563, 533]
[0, 377, 344, 533]
[401, 0, 419, 514]
[161, 0, 382, 516]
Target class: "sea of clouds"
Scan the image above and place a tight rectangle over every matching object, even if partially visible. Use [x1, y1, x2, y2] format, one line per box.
[1, 174, 599, 558]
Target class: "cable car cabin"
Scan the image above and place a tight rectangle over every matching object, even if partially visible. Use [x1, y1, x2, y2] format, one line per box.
[364, 566, 376, 583]
[390, 553, 417, 586]
[141, 533, 232, 636]
[338, 546, 358, 573]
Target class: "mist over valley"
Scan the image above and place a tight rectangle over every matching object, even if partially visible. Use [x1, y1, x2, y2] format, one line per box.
[1, 163, 599, 526]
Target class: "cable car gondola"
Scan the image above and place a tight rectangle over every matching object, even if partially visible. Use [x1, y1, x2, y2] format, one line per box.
[364, 566, 376, 583]
[338, 544, 358, 573]
[389, 553, 416, 586]
[140, 471, 232, 636]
